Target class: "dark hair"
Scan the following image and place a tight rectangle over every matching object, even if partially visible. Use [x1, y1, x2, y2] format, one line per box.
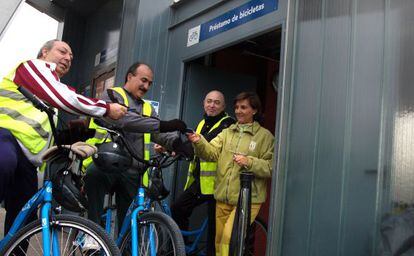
[37, 39, 60, 58]
[124, 61, 152, 83]
[234, 92, 263, 122]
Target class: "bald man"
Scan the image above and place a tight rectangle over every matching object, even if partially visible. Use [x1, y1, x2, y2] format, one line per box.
[171, 90, 235, 255]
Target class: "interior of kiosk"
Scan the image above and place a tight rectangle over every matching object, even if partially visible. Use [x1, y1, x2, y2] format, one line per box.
[176, 28, 281, 255]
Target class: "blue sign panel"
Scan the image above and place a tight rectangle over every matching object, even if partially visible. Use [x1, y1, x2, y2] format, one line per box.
[200, 0, 278, 42]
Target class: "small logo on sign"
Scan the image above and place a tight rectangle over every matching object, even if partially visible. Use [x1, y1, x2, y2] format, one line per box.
[249, 141, 256, 151]
[187, 25, 201, 47]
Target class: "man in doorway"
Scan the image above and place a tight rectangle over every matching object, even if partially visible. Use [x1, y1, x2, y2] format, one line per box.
[83, 61, 188, 231]
[0, 39, 127, 235]
[171, 90, 235, 256]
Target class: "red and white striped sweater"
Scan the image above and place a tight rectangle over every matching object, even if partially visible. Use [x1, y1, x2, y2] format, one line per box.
[12, 59, 109, 117]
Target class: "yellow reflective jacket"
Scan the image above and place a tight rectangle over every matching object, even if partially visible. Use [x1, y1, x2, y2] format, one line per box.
[83, 87, 152, 184]
[184, 115, 232, 195]
[0, 66, 52, 155]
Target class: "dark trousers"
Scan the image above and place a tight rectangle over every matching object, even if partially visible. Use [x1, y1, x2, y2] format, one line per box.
[171, 181, 216, 256]
[0, 128, 37, 234]
[84, 163, 140, 229]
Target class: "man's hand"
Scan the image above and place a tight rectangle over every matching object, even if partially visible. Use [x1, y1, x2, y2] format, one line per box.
[107, 103, 127, 120]
[187, 133, 201, 143]
[159, 119, 187, 133]
[154, 143, 176, 156]
[154, 143, 166, 153]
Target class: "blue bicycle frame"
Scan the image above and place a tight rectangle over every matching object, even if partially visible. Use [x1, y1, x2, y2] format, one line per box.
[105, 183, 157, 256]
[0, 181, 59, 255]
[147, 198, 208, 255]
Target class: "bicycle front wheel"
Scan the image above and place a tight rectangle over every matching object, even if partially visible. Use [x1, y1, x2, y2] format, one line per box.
[120, 211, 185, 256]
[1, 214, 120, 256]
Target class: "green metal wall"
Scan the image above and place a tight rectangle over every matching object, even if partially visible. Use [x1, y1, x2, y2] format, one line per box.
[278, 0, 414, 255]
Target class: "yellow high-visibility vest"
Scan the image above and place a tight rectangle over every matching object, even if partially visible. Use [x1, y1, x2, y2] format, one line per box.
[0, 65, 53, 155]
[184, 115, 229, 195]
[83, 87, 152, 185]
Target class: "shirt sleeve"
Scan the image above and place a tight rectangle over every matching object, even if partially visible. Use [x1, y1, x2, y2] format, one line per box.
[193, 131, 225, 162]
[13, 59, 109, 117]
[98, 89, 161, 132]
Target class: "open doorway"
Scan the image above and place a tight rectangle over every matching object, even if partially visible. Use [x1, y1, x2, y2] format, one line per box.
[176, 28, 281, 255]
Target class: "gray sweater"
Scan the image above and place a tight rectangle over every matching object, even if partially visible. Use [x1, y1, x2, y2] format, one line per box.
[101, 87, 178, 172]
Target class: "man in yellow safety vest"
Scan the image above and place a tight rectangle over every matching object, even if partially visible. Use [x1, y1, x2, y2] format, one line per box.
[83, 61, 187, 230]
[0, 39, 127, 235]
[171, 90, 235, 255]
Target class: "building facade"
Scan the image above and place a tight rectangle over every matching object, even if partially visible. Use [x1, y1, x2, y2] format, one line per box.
[3, 0, 414, 255]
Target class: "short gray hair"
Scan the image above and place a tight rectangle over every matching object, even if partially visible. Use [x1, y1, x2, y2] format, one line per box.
[36, 39, 59, 58]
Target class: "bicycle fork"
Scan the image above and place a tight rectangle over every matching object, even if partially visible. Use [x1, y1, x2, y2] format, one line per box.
[41, 181, 60, 256]
[131, 187, 157, 256]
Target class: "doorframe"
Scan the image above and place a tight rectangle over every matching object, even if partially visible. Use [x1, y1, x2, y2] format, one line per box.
[175, 20, 293, 255]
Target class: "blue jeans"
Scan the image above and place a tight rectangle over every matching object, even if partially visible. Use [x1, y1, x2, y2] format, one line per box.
[0, 128, 37, 234]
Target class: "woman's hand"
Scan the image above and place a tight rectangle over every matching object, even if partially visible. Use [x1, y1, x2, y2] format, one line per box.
[233, 154, 249, 168]
[187, 133, 201, 143]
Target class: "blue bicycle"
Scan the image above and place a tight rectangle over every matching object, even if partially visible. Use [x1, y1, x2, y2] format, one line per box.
[95, 125, 186, 256]
[0, 87, 120, 255]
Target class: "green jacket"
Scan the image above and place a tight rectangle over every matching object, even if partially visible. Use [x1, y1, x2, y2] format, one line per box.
[193, 121, 274, 205]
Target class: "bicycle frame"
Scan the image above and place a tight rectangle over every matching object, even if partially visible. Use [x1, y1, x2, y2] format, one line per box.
[149, 198, 208, 255]
[0, 181, 58, 255]
[104, 179, 157, 256]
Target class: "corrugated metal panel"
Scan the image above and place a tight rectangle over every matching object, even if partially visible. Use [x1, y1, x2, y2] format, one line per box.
[118, 0, 172, 116]
[282, 0, 385, 255]
[388, 0, 414, 214]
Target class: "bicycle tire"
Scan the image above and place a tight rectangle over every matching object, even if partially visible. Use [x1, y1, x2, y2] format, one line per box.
[1, 214, 120, 256]
[119, 211, 185, 256]
[245, 217, 268, 256]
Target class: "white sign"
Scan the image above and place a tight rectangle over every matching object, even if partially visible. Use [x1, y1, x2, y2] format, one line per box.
[144, 100, 160, 114]
[187, 25, 201, 47]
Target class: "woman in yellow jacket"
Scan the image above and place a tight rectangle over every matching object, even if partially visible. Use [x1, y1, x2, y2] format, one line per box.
[187, 92, 274, 256]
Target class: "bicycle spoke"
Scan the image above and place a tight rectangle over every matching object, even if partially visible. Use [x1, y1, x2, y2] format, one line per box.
[63, 227, 76, 255]
[26, 236, 42, 256]
[2, 215, 119, 256]
[33, 234, 43, 256]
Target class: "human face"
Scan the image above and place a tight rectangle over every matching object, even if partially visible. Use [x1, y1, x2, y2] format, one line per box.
[203, 91, 225, 117]
[41, 41, 73, 78]
[125, 65, 153, 99]
[234, 99, 255, 124]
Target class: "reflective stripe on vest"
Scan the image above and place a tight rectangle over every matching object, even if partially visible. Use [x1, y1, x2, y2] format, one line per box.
[184, 115, 230, 195]
[83, 87, 152, 183]
[0, 67, 52, 154]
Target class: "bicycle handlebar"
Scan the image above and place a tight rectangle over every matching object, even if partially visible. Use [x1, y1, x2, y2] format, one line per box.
[94, 120, 185, 170]
[18, 86, 55, 115]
